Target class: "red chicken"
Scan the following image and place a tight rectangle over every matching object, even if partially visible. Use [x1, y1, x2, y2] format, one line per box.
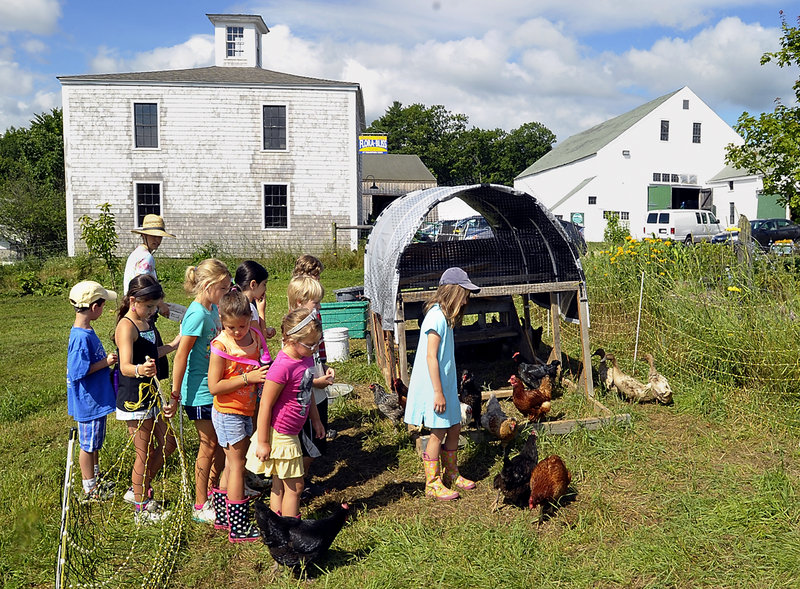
[529, 455, 571, 521]
[509, 374, 551, 422]
[391, 377, 408, 412]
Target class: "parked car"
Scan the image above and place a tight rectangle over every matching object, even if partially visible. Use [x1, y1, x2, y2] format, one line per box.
[456, 216, 494, 240]
[643, 209, 722, 244]
[711, 218, 800, 250]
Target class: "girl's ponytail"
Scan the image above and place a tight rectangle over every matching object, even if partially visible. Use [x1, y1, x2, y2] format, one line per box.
[184, 259, 230, 295]
[115, 274, 164, 327]
[183, 265, 198, 293]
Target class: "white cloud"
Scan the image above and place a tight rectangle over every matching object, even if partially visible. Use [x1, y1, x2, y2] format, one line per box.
[0, 0, 61, 34]
[21, 39, 47, 55]
[253, 8, 792, 140]
[613, 17, 796, 111]
[89, 34, 214, 73]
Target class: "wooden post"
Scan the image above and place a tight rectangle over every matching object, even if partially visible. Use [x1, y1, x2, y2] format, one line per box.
[576, 282, 594, 398]
[549, 292, 562, 363]
[396, 298, 409, 384]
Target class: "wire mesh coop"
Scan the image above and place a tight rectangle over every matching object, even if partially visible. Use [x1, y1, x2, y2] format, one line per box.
[364, 184, 595, 399]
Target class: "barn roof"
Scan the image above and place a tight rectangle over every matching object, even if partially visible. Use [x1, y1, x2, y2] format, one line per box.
[516, 88, 682, 178]
[364, 184, 585, 330]
[362, 154, 436, 182]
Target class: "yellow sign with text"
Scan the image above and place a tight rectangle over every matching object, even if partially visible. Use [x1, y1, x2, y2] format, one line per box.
[359, 134, 388, 153]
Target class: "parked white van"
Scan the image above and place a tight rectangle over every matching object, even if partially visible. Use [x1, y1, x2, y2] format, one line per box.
[643, 209, 723, 244]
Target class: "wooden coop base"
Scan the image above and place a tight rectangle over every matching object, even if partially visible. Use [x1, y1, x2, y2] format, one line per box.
[411, 392, 630, 455]
[370, 280, 630, 454]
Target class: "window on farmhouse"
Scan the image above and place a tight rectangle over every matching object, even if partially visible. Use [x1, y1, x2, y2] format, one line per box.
[692, 122, 701, 144]
[263, 184, 288, 228]
[660, 120, 669, 141]
[263, 105, 287, 150]
[653, 173, 661, 182]
[683, 99, 690, 109]
[135, 183, 161, 226]
[134, 103, 158, 148]
[588, 196, 597, 205]
[227, 26, 244, 57]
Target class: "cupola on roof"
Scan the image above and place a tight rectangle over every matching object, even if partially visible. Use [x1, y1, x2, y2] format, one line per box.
[207, 13, 269, 68]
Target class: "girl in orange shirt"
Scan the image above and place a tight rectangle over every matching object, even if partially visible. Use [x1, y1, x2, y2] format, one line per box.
[208, 290, 271, 542]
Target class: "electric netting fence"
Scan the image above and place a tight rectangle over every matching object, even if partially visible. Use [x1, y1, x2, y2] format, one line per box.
[547, 238, 800, 431]
[57, 403, 192, 588]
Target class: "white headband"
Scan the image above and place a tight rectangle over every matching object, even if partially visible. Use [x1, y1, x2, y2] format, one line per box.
[286, 308, 319, 335]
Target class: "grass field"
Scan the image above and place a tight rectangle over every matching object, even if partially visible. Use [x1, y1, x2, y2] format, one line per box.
[0, 251, 799, 588]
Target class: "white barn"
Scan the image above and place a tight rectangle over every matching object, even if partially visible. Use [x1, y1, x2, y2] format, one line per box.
[514, 87, 773, 242]
[60, 13, 365, 256]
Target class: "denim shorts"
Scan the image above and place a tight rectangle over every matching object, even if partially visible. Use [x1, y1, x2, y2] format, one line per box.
[211, 407, 253, 448]
[184, 403, 213, 421]
[77, 415, 108, 453]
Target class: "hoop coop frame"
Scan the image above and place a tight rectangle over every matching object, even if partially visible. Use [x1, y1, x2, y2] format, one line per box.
[365, 184, 626, 434]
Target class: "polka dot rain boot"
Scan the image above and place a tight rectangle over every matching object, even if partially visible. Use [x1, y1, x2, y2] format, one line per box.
[211, 488, 228, 530]
[226, 498, 261, 543]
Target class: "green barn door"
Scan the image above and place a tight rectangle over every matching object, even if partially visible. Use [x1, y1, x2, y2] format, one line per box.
[648, 185, 671, 210]
[756, 193, 786, 218]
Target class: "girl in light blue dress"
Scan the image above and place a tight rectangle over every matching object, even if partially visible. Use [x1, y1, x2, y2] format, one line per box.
[404, 267, 480, 500]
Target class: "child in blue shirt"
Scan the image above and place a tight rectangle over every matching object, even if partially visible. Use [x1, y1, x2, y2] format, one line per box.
[67, 281, 118, 500]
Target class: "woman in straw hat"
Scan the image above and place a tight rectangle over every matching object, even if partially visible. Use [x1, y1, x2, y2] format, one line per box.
[122, 214, 177, 383]
[123, 214, 175, 301]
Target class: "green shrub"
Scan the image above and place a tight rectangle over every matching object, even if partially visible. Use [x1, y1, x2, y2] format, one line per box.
[79, 202, 120, 288]
[603, 213, 631, 244]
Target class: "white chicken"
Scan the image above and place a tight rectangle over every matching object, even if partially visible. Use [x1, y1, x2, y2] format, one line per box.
[643, 353, 673, 404]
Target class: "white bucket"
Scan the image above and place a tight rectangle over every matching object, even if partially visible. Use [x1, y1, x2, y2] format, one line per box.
[323, 327, 350, 362]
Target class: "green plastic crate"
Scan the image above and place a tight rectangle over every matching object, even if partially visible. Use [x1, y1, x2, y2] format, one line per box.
[319, 301, 369, 339]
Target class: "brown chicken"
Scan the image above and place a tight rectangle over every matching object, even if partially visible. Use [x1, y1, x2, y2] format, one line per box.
[391, 377, 408, 411]
[529, 455, 571, 521]
[509, 374, 551, 421]
[480, 393, 518, 445]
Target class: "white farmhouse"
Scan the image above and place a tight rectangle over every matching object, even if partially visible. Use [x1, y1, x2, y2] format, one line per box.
[706, 164, 786, 227]
[513, 87, 780, 242]
[60, 14, 365, 256]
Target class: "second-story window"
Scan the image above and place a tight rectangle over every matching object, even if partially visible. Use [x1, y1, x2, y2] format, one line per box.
[134, 103, 158, 148]
[692, 122, 702, 144]
[263, 105, 287, 150]
[660, 120, 669, 141]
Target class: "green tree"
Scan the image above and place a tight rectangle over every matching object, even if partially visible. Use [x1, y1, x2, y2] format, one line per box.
[0, 109, 66, 251]
[725, 13, 800, 214]
[80, 202, 119, 287]
[366, 102, 555, 186]
[367, 102, 469, 184]
[497, 122, 556, 185]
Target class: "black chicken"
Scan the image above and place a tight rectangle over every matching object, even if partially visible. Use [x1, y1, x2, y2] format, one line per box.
[492, 429, 539, 510]
[513, 353, 560, 390]
[458, 370, 482, 428]
[370, 382, 403, 422]
[254, 501, 350, 570]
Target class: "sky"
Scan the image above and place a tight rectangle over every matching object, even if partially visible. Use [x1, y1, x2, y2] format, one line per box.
[0, 0, 797, 143]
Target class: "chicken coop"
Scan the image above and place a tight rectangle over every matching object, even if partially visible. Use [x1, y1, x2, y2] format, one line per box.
[364, 184, 628, 435]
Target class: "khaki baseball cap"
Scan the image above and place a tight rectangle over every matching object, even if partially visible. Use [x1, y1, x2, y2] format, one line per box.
[69, 281, 117, 308]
